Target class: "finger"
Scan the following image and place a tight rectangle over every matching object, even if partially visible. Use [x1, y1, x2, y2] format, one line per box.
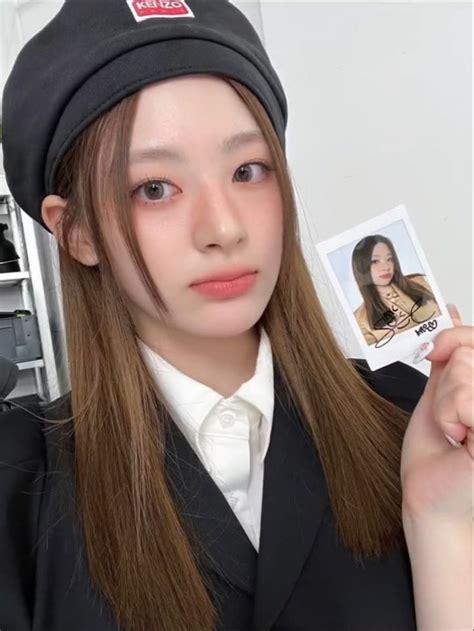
[446, 303, 463, 327]
[425, 326, 474, 363]
[431, 347, 474, 448]
[436, 385, 472, 443]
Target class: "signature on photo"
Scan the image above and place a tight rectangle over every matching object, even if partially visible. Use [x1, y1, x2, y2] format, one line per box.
[372, 298, 438, 348]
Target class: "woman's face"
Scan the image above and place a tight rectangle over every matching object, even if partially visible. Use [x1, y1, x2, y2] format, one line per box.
[369, 241, 394, 287]
[103, 75, 284, 348]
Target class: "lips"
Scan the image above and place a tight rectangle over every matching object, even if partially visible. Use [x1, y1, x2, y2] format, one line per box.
[190, 267, 257, 286]
[380, 273, 392, 279]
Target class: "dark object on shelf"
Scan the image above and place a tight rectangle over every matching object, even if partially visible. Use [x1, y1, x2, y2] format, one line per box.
[0, 223, 21, 273]
[0, 355, 20, 411]
[0, 310, 42, 362]
[0, 392, 44, 414]
[0, 355, 42, 412]
[0, 355, 18, 398]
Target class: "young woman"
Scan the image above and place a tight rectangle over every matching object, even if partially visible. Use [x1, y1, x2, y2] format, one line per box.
[352, 234, 442, 346]
[1, 2, 472, 630]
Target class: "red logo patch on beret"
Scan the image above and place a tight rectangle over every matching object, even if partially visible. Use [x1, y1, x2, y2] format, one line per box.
[127, 0, 195, 22]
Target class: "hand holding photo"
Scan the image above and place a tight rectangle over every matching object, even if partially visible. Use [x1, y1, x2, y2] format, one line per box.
[316, 204, 453, 370]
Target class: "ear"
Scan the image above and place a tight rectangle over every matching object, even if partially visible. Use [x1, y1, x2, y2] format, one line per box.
[41, 194, 99, 266]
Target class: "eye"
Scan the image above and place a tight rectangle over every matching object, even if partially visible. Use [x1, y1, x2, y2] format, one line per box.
[130, 178, 177, 205]
[234, 160, 273, 183]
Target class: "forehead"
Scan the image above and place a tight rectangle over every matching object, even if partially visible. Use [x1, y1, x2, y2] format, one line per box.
[372, 241, 392, 256]
[130, 74, 259, 147]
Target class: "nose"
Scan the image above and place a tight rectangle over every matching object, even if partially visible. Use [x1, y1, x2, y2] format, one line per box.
[193, 182, 247, 250]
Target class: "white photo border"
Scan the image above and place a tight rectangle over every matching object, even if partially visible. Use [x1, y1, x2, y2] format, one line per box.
[316, 204, 453, 370]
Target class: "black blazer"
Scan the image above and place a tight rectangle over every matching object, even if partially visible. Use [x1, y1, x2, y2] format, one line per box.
[0, 358, 427, 631]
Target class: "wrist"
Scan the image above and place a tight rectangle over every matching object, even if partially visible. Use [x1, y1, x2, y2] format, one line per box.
[402, 503, 473, 536]
[401, 508, 473, 631]
[402, 506, 473, 561]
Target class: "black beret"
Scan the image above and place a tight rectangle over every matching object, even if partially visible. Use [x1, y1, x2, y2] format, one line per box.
[2, 0, 288, 235]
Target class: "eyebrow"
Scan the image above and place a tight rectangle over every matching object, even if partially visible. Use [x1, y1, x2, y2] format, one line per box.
[129, 129, 266, 165]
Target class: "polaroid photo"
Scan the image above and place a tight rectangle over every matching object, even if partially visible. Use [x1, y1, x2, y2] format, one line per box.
[316, 203, 453, 371]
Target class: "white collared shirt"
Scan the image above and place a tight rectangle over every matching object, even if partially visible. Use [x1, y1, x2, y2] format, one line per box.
[137, 326, 274, 551]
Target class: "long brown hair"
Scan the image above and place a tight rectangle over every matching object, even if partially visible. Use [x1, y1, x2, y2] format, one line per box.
[352, 234, 436, 328]
[40, 76, 413, 631]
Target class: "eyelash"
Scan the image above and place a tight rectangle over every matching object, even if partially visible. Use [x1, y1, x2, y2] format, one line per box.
[129, 159, 274, 206]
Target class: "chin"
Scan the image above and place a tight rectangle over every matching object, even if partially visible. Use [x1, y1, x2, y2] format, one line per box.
[374, 279, 391, 288]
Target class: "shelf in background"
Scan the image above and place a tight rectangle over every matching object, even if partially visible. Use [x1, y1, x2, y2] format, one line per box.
[17, 358, 44, 370]
[0, 271, 30, 286]
[0, 173, 65, 400]
[0, 175, 11, 197]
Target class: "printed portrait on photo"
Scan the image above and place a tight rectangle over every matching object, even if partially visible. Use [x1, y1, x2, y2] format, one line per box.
[351, 234, 441, 346]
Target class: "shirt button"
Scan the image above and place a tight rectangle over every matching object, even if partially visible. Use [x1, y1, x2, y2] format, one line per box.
[220, 412, 236, 428]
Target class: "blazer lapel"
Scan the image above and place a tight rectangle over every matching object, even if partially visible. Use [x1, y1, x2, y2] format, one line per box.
[43, 393, 257, 596]
[165, 413, 257, 595]
[251, 366, 330, 630]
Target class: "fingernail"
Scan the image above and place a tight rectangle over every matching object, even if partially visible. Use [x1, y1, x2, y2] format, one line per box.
[444, 434, 463, 448]
[412, 341, 434, 364]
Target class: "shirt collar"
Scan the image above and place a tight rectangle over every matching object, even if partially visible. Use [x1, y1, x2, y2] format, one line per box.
[137, 325, 275, 459]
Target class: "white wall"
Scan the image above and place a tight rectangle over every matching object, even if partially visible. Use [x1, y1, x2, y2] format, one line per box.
[1, 1, 471, 377]
[259, 1, 472, 369]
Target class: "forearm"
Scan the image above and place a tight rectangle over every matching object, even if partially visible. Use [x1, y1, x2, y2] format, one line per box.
[402, 513, 473, 631]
